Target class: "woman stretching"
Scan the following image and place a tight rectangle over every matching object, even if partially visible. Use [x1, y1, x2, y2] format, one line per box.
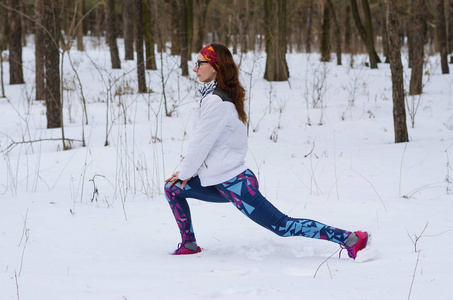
[164, 44, 369, 259]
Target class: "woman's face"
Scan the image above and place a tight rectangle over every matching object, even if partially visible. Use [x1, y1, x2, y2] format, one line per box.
[193, 53, 217, 83]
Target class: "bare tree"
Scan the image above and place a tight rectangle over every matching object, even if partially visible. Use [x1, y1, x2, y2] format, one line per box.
[305, 0, 313, 53]
[264, 0, 289, 81]
[320, 1, 331, 62]
[76, 0, 84, 51]
[34, 0, 45, 100]
[387, 0, 409, 143]
[327, 0, 342, 65]
[123, 0, 134, 60]
[193, 0, 210, 52]
[0, 1, 6, 97]
[350, 0, 381, 68]
[143, 0, 157, 69]
[449, 0, 453, 63]
[135, 0, 147, 92]
[7, 0, 24, 84]
[409, 0, 425, 95]
[106, 0, 121, 69]
[436, 0, 450, 74]
[43, 0, 61, 128]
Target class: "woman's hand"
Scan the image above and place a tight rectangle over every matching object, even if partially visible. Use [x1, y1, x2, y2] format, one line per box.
[165, 171, 191, 189]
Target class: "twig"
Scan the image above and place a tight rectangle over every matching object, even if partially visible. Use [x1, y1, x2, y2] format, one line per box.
[15, 270, 20, 300]
[1, 138, 83, 154]
[399, 143, 408, 197]
[313, 248, 340, 278]
[351, 168, 387, 212]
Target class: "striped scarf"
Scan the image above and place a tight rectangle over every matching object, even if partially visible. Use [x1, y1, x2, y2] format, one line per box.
[197, 80, 217, 105]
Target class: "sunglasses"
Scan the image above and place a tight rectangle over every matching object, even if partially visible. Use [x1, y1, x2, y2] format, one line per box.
[195, 60, 209, 69]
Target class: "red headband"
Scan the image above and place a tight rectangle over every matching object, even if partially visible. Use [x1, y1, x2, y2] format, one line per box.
[200, 45, 219, 71]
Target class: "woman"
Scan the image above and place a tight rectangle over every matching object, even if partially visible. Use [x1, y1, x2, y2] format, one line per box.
[164, 44, 369, 259]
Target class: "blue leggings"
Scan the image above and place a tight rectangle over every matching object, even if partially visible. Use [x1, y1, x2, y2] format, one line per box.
[165, 169, 351, 245]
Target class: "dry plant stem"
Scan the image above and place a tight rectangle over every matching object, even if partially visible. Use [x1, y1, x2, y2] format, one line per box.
[407, 250, 421, 300]
[407, 223, 428, 300]
[399, 143, 408, 197]
[351, 168, 387, 212]
[313, 248, 340, 278]
[15, 270, 19, 300]
[2, 138, 83, 154]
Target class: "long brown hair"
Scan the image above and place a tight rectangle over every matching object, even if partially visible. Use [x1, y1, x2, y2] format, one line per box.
[210, 44, 247, 124]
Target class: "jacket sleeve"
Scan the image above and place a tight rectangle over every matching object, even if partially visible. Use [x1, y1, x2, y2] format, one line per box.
[178, 96, 228, 181]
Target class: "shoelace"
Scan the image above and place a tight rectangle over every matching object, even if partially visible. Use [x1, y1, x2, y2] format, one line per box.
[339, 244, 354, 259]
[173, 243, 185, 255]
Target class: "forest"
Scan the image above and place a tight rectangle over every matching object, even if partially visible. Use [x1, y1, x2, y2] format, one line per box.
[1, 1, 452, 143]
[1, 1, 453, 299]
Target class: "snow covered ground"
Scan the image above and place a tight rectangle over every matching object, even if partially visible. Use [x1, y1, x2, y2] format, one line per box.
[1, 38, 453, 299]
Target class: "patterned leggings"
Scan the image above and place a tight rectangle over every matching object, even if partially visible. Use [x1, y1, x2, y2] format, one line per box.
[164, 169, 351, 245]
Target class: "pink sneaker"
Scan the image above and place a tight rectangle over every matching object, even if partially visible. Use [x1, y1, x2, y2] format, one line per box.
[340, 231, 369, 259]
[172, 243, 202, 255]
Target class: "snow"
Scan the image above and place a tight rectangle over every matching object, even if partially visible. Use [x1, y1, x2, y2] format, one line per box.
[1, 37, 453, 299]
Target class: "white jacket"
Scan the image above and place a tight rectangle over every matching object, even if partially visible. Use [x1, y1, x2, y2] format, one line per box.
[178, 92, 248, 186]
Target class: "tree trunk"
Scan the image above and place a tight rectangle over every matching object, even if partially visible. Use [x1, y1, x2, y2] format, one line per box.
[186, 0, 193, 58]
[327, 0, 341, 65]
[320, 3, 331, 62]
[378, 0, 389, 63]
[7, 0, 24, 84]
[409, 0, 425, 95]
[350, 0, 381, 68]
[193, 0, 210, 52]
[0, 1, 6, 97]
[34, 0, 45, 100]
[344, 4, 351, 53]
[143, 0, 157, 70]
[106, 0, 121, 69]
[449, 0, 453, 63]
[123, 0, 134, 60]
[176, 0, 189, 76]
[387, 0, 409, 143]
[43, 0, 62, 129]
[305, 0, 313, 53]
[264, 0, 289, 81]
[135, 0, 147, 92]
[436, 0, 450, 74]
[76, 0, 84, 51]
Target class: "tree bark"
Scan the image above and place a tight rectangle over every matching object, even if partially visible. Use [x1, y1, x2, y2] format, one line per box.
[193, 0, 210, 52]
[264, 0, 289, 81]
[409, 0, 425, 95]
[143, 0, 156, 69]
[436, 0, 449, 73]
[449, 0, 453, 63]
[186, 0, 193, 58]
[7, 0, 24, 84]
[0, 1, 6, 97]
[326, 0, 341, 65]
[344, 4, 351, 53]
[123, 0, 134, 60]
[135, 0, 147, 92]
[350, 0, 381, 68]
[305, 0, 313, 53]
[387, 0, 409, 143]
[176, 0, 189, 76]
[106, 0, 121, 69]
[34, 0, 45, 100]
[43, 0, 62, 129]
[320, 3, 331, 62]
[76, 0, 84, 51]
[378, 0, 389, 63]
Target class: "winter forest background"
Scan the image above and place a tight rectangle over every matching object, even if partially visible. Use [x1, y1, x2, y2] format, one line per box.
[1, 0, 453, 299]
